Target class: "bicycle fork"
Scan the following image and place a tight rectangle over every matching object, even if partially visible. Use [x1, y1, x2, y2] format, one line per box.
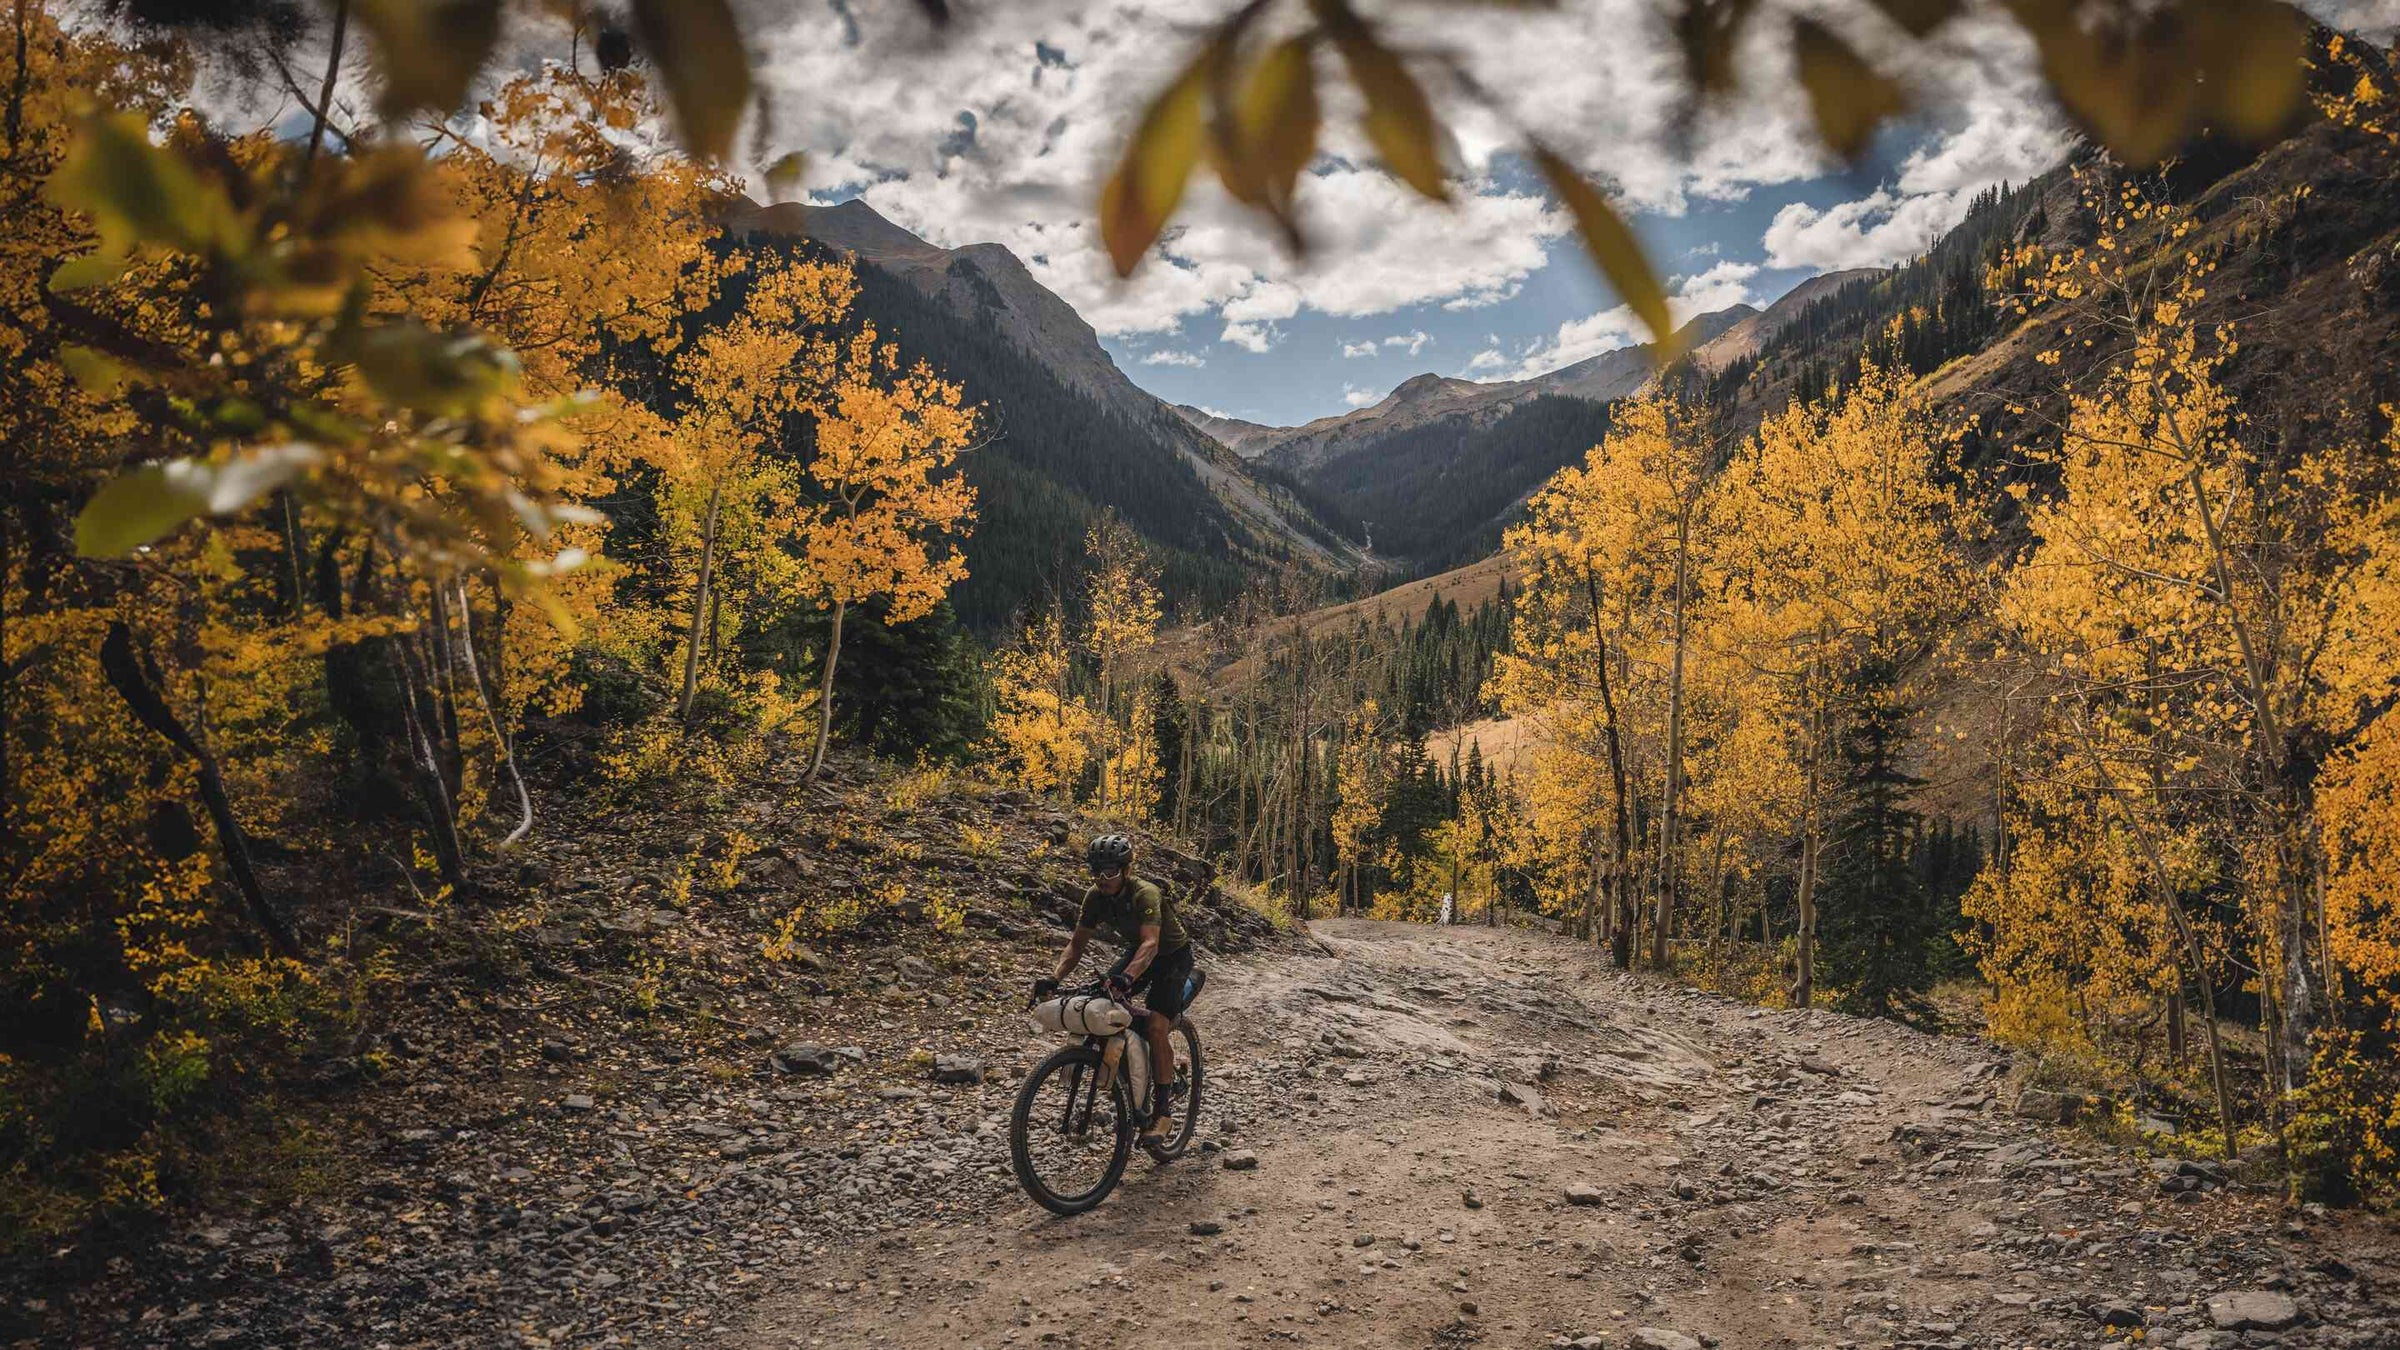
[1060, 1049, 1106, 1138]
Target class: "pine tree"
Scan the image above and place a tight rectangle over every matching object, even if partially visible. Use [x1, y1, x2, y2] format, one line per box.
[1150, 671, 1190, 826]
[1816, 658, 1935, 1022]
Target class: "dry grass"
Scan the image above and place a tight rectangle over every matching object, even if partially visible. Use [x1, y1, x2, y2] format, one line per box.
[1148, 553, 1519, 690]
[1427, 714, 1541, 783]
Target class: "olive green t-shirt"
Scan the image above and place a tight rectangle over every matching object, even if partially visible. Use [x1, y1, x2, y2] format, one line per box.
[1076, 876, 1188, 953]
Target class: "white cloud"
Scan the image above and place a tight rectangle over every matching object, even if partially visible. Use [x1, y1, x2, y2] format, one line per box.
[739, 0, 2048, 342]
[1342, 384, 1383, 408]
[1142, 349, 1207, 367]
[1346, 330, 1432, 358]
[2310, 1, 2400, 41]
[1507, 260, 1763, 380]
[666, 0, 2400, 404]
[1673, 260, 1762, 314]
[185, 0, 2141, 363]
[1763, 190, 1966, 271]
[1463, 348, 1509, 376]
[1758, 12, 2073, 274]
[1221, 320, 1278, 354]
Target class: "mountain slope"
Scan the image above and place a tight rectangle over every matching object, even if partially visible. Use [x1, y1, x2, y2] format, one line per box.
[1170, 404, 1286, 459]
[1161, 302, 1808, 576]
[721, 199, 1362, 630]
[1688, 269, 1884, 372]
[1534, 304, 1758, 400]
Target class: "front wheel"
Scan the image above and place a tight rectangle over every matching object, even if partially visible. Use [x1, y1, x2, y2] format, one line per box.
[1010, 1044, 1135, 1215]
[1144, 1018, 1205, 1162]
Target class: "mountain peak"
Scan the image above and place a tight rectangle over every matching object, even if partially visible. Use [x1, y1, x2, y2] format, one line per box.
[1388, 372, 1468, 403]
[719, 195, 955, 270]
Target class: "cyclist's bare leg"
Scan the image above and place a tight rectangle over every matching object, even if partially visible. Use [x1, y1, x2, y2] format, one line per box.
[1140, 1010, 1175, 1135]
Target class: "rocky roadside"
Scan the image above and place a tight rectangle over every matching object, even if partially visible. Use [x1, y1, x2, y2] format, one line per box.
[4, 755, 1295, 1350]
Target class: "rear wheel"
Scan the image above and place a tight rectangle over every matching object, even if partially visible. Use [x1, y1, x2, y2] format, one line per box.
[1010, 1044, 1134, 1215]
[1144, 1019, 1205, 1162]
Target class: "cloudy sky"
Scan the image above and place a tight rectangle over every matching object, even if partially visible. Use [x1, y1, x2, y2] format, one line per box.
[204, 0, 2395, 426]
[737, 0, 2400, 426]
[736, 0, 2038, 423]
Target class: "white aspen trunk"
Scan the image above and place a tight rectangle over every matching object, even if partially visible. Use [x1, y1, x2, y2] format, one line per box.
[1657, 513, 1689, 970]
[677, 479, 723, 727]
[805, 597, 845, 782]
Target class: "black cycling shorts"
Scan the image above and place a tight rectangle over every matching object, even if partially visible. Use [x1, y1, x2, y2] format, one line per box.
[1110, 943, 1197, 1019]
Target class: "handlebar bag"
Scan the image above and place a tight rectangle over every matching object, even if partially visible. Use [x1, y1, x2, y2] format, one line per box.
[1031, 994, 1132, 1036]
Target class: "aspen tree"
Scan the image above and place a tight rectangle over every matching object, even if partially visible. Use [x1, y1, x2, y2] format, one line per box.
[796, 331, 978, 781]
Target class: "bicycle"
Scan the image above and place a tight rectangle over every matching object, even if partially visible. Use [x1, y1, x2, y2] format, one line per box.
[1009, 976, 1207, 1215]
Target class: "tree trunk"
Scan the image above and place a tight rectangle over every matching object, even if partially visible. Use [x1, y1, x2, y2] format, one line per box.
[390, 639, 468, 893]
[2073, 709, 2240, 1159]
[1707, 835, 1728, 981]
[99, 623, 302, 959]
[677, 479, 723, 727]
[276, 491, 307, 618]
[1447, 835, 1463, 927]
[1586, 570, 1636, 970]
[1657, 507, 1690, 970]
[1793, 641, 1825, 1008]
[1176, 698, 1196, 838]
[302, 0, 349, 172]
[1580, 828, 1604, 943]
[452, 580, 532, 847]
[806, 597, 846, 783]
[1098, 648, 1115, 812]
[424, 589, 464, 799]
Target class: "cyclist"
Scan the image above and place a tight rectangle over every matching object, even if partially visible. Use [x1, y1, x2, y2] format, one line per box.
[1032, 834, 1193, 1140]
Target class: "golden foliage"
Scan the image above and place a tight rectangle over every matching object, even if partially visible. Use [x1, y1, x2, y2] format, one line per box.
[990, 609, 1099, 798]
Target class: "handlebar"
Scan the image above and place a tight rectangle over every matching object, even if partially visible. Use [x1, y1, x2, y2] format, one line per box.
[1028, 977, 1120, 1008]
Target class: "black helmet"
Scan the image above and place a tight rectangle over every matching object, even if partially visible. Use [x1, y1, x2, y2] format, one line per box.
[1087, 834, 1133, 872]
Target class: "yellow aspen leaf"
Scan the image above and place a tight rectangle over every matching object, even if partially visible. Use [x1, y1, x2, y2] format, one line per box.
[59, 345, 129, 397]
[44, 111, 245, 265]
[355, 0, 504, 118]
[75, 445, 322, 557]
[1101, 47, 1211, 276]
[1313, 0, 1448, 201]
[1530, 145, 1673, 355]
[1792, 18, 1906, 159]
[763, 152, 808, 201]
[1217, 33, 1320, 220]
[630, 0, 755, 163]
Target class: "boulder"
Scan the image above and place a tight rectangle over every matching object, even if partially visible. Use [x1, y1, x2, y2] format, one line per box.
[1498, 1080, 1552, 1117]
[2207, 1291, 2299, 1332]
[2092, 1301, 2144, 1328]
[771, 1043, 843, 1076]
[1563, 1182, 1606, 1206]
[1631, 1329, 1703, 1350]
[2014, 1088, 2076, 1123]
[931, 1055, 984, 1085]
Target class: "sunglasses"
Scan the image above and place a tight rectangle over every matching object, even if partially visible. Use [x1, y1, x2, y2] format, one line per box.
[1091, 866, 1126, 879]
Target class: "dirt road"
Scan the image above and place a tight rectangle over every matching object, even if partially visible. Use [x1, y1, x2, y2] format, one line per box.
[737, 919, 2394, 1350]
